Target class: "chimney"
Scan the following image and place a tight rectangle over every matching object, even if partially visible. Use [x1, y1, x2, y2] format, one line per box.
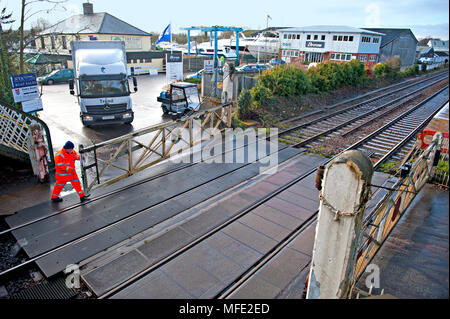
[83, 2, 94, 15]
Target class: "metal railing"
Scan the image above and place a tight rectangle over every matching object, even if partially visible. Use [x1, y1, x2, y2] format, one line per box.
[350, 132, 443, 296]
[0, 100, 54, 168]
[79, 103, 233, 194]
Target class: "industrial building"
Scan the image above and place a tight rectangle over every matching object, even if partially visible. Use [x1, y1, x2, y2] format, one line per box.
[362, 28, 418, 70]
[277, 26, 383, 69]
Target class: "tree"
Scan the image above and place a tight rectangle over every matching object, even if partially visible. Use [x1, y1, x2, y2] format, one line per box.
[18, 0, 68, 73]
[0, 6, 15, 105]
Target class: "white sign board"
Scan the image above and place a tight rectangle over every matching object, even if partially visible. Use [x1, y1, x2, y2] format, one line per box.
[22, 98, 43, 113]
[204, 60, 214, 73]
[166, 53, 183, 82]
[149, 68, 158, 76]
[10, 73, 40, 103]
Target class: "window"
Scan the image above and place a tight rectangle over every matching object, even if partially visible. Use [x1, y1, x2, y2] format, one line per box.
[283, 34, 287, 39]
[359, 55, 367, 62]
[361, 36, 371, 43]
[288, 34, 292, 40]
[294, 51, 299, 57]
[282, 50, 287, 56]
[338, 35, 343, 41]
[346, 54, 351, 60]
[349, 36, 353, 41]
[40, 37, 45, 48]
[76, 35, 81, 41]
[335, 54, 340, 60]
[307, 34, 311, 40]
[373, 37, 379, 43]
[333, 35, 337, 41]
[331, 53, 335, 59]
[297, 34, 300, 40]
[51, 36, 56, 49]
[61, 36, 67, 49]
[314, 35, 318, 40]
[343, 36, 348, 41]
[321, 35, 325, 40]
[369, 55, 376, 62]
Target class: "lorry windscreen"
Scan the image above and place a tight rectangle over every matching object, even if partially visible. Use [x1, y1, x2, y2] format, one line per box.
[80, 79, 129, 97]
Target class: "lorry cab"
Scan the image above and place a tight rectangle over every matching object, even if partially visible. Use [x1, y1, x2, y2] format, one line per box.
[38, 69, 74, 85]
[69, 41, 137, 126]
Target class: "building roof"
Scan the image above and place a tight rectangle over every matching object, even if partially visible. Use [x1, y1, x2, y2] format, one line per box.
[40, 12, 151, 36]
[428, 39, 449, 52]
[417, 45, 433, 54]
[435, 51, 449, 57]
[362, 28, 418, 47]
[279, 25, 384, 36]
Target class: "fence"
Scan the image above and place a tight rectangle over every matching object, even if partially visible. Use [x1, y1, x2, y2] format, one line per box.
[0, 100, 54, 168]
[307, 133, 443, 298]
[79, 103, 232, 194]
[350, 133, 443, 297]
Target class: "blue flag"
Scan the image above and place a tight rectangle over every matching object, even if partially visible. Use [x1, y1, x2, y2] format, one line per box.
[156, 24, 171, 44]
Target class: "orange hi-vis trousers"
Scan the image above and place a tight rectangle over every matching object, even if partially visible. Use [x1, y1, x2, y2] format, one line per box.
[51, 170, 85, 199]
[51, 147, 85, 199]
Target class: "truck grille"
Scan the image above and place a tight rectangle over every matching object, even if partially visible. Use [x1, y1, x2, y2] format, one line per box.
[85, 103, 128, 115]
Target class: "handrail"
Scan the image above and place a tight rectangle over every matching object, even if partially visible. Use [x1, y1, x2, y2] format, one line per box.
[0, 99, 54, 169]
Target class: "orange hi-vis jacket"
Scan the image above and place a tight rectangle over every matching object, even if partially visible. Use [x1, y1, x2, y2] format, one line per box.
[52, 147, 85, 199]
[55, 148, 80, 180]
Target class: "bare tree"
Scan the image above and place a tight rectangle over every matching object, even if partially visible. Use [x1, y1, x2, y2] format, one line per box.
[18, 0, 68, 73]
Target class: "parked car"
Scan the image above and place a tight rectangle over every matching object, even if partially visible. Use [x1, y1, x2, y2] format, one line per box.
[269, 58, 285, 66]
[185, 68, 224, 81]
[236, 63, 272, 72]
[38, 69, 74, 85]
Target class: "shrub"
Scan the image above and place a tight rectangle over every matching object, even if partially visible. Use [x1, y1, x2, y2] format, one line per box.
[250, 85, 272, 106]
[237, 89, 252, 119]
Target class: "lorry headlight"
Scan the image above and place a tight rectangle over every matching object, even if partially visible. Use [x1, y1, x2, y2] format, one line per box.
[122, 113, 132, 119]
[84, 115, 93, 121]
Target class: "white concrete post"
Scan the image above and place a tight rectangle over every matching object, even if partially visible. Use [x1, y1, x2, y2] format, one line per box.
[306, 150, 373, 299]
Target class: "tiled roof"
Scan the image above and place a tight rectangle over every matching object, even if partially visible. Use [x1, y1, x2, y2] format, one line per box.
[40, 12, 151, 36]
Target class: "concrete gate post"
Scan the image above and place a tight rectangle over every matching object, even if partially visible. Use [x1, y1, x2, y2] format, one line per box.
[306, 150, 373, 299]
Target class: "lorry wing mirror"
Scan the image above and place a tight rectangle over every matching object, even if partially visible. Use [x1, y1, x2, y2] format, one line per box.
[133, 77, 137, 92]
[69, 79, 75, 95]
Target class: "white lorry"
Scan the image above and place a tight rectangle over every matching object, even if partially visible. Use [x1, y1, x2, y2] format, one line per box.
[69, 40, 137, 126]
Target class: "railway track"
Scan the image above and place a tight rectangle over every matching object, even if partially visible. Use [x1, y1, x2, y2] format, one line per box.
[100, 88, 448, 299]
[278, 72, 448, 148]
[0, 74, 447, 299]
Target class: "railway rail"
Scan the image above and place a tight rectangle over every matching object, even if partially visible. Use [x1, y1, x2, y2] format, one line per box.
[101, 88, 448, 299]
[0, 73, 448, 299]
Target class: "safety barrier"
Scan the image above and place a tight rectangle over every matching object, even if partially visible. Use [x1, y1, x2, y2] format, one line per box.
[79, 103, 233, 194]
[0, 100, 54, 168]
[350, 133, 444, 297]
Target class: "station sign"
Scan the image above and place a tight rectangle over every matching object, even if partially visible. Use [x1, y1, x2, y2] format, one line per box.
[305, 41, 325, 48]
[9, 73, 40, 103]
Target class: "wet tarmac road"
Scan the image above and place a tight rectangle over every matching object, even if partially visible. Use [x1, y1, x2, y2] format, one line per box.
[39, 73, 172, 152]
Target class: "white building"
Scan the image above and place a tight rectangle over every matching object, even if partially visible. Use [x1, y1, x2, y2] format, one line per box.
[278, 26, 384, 68]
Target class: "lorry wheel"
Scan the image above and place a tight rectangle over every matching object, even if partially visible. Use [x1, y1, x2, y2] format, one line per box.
[162, 105, 169, 115]
[47, 79, 54, 85]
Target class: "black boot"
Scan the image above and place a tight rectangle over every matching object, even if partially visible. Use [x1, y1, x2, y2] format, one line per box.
[80, 193, 91, 202]
[51, 197, 63, 202]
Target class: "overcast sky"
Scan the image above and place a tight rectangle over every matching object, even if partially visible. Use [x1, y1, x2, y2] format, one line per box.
[3, 0, 449, 40]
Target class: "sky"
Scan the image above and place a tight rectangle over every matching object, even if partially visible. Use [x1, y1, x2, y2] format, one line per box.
[3, 0, 449, 40]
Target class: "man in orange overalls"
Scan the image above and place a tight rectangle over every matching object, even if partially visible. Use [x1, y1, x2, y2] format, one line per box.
[51, 141, 90, 203]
